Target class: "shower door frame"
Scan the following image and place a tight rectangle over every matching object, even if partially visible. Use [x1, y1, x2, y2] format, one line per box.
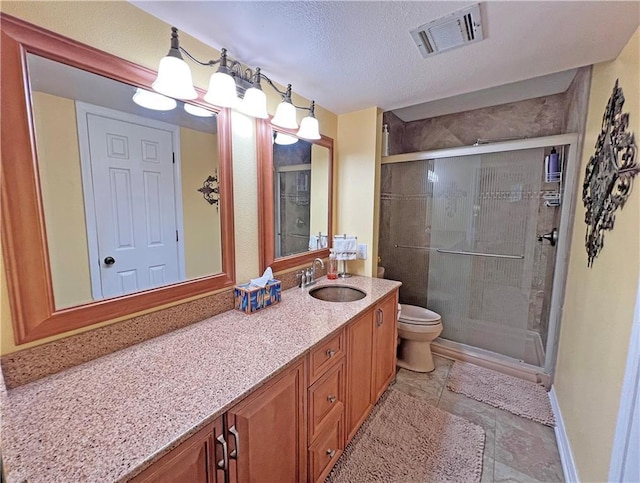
[381, 133, 581, 380]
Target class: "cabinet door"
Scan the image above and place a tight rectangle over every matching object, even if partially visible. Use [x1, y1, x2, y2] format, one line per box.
[345, 309, 374, 443]
[372, 291, 398, 402]
[227, 361, 306, 483]
[131, 417, 224, 483]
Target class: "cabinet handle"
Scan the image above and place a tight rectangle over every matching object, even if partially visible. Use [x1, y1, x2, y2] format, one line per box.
[216, 434, 228, 470]
[229, 425, 240, 460]
[326, 349, 336, 358]
[327, 395, 337, 404]
[326, 449, 336, 458]
[376, 309, 383, 327]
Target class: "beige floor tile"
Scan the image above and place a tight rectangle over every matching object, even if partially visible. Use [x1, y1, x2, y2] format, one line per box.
[494, 417, 564, 482]
[438, 389, 497, 433]
[482, 430, 496, 483]
[391, 379, 440, 405]
[494, 461, 544, 483]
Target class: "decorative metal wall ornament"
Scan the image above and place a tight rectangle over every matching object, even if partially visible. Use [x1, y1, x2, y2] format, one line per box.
[197, 170, 220, 210]
[582, 79, 638, 267]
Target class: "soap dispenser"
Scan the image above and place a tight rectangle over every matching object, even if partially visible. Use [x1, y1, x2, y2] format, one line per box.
[327, 249, 338, 280]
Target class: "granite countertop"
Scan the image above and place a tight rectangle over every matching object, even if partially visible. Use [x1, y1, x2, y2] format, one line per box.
[0, 275, 401, 483]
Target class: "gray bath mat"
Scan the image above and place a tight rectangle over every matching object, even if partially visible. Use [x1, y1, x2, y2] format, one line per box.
[327, 389, 485, 482]
[446, 361, 555, 426]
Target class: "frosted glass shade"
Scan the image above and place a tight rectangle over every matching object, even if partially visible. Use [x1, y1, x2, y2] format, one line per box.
[204, 71, 239, 108]
[271, 101, 298, 129]
[297, 115, 321, 140]
[184, 103, 215, 117]
[239, 87, 269, 119]
[152, 56, 197, 100]
[274, 132, 299, 145]
[132, 88, 177, 111]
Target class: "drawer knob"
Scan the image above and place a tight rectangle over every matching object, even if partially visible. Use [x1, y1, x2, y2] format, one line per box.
[326, 349, 336, 358]
[326, 449, 336, 458]
[327, 395, 337, 404]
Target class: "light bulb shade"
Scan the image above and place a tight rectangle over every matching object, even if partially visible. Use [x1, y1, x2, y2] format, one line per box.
[274, 132, 299, 145]
[184, 103, 215, 117]
[204, 71, 239, 108]
[152, 55, 197, 100]
[297, 115, 321, 140]
[239, 87, 269, 119]
[271, 101, 298, 129]
[132, 88, 177, 111]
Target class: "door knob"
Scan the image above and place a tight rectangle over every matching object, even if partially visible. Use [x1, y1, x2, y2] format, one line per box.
[537, 228, 558, 247]
[104, 256, 116, 265]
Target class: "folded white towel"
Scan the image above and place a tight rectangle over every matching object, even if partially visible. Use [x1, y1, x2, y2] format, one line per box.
[309, 234, 329, 250]
[319, 235, 328, 249]
[333, 236, 357, 261]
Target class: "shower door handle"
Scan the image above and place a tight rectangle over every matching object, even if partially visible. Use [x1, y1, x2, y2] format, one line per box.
[537, 228, 558, 246]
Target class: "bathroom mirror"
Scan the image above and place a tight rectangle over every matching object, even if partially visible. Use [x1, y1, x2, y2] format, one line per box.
[257, 121, 333, 272]
[1, 15, 235, 344]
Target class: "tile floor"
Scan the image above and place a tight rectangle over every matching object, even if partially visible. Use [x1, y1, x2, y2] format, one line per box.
[392, 355, 565, 483]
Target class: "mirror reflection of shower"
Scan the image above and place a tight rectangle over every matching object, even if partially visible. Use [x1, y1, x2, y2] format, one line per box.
[273, 139, 312, 258]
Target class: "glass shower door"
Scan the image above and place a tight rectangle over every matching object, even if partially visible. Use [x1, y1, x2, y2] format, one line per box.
[426, 148, 546, 364]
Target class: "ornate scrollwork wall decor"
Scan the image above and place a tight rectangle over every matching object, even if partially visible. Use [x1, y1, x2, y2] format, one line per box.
[197, 170, 220, 210]
[582, 79, 638, 267]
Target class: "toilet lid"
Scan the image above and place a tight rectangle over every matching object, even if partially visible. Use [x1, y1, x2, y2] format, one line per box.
[399, 304, 441, 326]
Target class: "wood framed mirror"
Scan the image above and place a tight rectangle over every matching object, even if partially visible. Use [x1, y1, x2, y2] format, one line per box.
[257, 120, 333, 272]
[1, 15, 236, 345]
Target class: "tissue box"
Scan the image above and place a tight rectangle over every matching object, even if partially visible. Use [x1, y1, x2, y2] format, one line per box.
[234, 279, 281, 314]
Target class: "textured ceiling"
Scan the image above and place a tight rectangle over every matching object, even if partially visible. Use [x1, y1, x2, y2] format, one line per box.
[132, 1, 640, 118]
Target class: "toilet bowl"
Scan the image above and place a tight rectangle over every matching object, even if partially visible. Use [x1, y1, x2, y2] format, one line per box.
[397, 304, 443, 373]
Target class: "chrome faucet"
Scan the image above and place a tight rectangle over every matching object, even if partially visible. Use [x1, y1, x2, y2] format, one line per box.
[312, 258, 325, 281]
[298, 259, 325, 289]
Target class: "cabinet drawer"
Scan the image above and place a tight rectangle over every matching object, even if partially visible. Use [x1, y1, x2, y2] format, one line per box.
[308, 410, 343, 483]
[308, 361, 345, 442]
[309, 330, 345, 383]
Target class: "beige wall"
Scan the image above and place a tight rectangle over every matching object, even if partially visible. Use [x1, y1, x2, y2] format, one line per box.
[32, 91, 93, 309]
[554, 26, 639, 482]
[0, 1, 337, 354]
[180, 127, 222, 278]
[336, 107, 381, 276]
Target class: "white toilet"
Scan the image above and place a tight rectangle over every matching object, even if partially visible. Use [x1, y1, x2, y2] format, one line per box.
[396, 304, 443, 373]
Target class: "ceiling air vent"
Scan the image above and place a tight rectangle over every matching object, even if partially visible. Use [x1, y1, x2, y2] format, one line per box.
[410, 3, 484, 58]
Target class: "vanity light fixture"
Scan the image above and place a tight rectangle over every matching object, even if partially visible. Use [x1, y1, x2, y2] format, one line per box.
[184, 103, 215, 117]
[153, 27, 321, 140]
[132, 88, 177, 111]
[274, 132, 299, 145]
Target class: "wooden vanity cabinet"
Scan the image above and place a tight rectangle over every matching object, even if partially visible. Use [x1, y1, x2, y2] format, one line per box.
[344, 309, 375, 443]
[227, 361, 306, 483]
[345, 290, 399, 445]
[131, 417, 225, 483]
[372, 291, 399, 402]
[306, 334, 346, 482]
[131, 361, 306, 483]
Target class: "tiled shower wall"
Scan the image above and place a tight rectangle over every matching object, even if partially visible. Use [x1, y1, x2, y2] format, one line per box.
[383, 66, 592, 154]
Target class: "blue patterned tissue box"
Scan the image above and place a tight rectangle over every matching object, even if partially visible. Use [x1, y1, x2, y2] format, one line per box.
[234, 279, 281, 314]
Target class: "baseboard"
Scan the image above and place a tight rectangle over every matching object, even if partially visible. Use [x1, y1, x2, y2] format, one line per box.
[549, 386, 579, 482]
